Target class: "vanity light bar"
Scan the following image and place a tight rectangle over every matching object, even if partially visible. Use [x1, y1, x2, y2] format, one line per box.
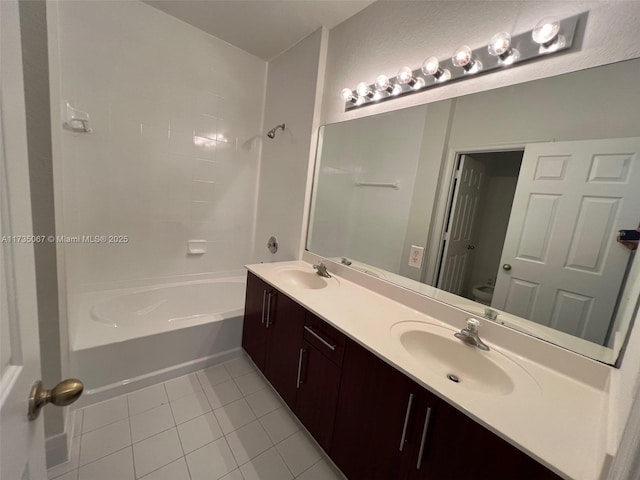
[342, 13, 583, 111]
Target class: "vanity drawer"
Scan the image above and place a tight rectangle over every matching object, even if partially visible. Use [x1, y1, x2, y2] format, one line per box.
[304, 313, 346, 366]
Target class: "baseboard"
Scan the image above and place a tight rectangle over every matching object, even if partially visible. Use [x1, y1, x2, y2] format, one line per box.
[45, 432, 68, 469]
[73, 347, 243, 408]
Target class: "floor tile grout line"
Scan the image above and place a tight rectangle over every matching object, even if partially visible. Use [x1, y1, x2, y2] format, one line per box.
[76, 415, 84, 472]
[223, 418, 273, 468]
[50, 467, 78, 480]
[127, 384, 170, 418]
[77, 445, 132, 473]
[78, 409, 84, 439]
[294, 455, 327, 479]
[166, 381, 180, 427]
[80, 412, 129, 436]
[194, 372, 221, 412]
[272, 437, 298, 479]
[134, 454, 183, 480]
[172, 395, 189, 458]
[221, 431, 242, 471]
[126, 394, 138, 480]
[183, 450, 195, 480]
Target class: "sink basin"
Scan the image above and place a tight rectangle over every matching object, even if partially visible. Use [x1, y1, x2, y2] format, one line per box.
[391, 321, 539, 397]
[274, 267, 338, 290]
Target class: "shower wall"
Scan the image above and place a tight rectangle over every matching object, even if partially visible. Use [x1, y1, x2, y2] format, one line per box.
[51, 1, 266, 291]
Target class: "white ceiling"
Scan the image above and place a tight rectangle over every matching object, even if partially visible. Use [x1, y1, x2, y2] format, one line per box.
[143, 0, 374, 61]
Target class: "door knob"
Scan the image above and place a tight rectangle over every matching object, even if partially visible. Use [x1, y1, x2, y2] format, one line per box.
[502, 264, 512, 271]
[28, 379, 84, 421]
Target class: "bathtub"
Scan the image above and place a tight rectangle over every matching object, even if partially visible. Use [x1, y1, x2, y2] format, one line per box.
[69, 272, 246, 405]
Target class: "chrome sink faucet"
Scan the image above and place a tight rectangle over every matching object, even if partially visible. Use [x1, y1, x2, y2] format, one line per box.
[454, 318, 490, 351]
[313, 260, 331, 278]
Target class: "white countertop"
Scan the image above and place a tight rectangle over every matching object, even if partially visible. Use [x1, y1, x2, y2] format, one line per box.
[247, 260, 611, 480]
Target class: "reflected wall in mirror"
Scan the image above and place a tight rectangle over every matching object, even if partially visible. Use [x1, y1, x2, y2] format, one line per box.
[307, 59, 640, 365]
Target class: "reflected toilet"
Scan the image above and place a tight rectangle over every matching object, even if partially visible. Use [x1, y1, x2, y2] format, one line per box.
[471, 284, 494, 305]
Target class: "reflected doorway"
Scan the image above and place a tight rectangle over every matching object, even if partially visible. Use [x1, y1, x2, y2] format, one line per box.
[436, 150, 524, 306]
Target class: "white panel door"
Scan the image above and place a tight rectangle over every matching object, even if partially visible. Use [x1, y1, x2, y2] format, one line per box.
[0, 1, 47, 478]
[493, 138, 640, 344]
[438, 155, 485, 295]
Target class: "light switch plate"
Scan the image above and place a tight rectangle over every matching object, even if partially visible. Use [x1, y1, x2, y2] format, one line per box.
[408, 245, 424, 268]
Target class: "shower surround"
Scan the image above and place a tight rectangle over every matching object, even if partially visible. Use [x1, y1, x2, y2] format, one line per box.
[49, 0, 267, 398]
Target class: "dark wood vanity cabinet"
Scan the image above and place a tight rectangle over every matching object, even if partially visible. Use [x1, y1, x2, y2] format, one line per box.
[294, 313, 346, 451]
[242, 273, 345, 448]
[332, 338, 561, 480]
[331, 338, 422, 480]
[241, 272, 305, 408]
[242, 272, 271, 372]
[242, 272, 562, 480]
[406, 394, 561, 480]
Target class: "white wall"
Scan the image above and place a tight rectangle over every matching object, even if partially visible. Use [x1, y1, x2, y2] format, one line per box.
[309, 106, 425, 273]
[253, 29, 326, 263]
[51, 1, 266, 291]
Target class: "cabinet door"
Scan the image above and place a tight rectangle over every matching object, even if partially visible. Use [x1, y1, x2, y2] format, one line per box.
[295, 340, 341, 451]
[264, 292, 305, 408]
[408, 393, 562, 480]
[330, 339, 420, 480]
[242, 272, 270, 371]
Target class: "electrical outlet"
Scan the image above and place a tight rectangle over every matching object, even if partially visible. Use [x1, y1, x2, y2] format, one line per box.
[408, 245, 424, 268]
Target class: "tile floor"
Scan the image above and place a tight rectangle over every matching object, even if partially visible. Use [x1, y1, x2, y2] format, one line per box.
[48, 355, 345, 480]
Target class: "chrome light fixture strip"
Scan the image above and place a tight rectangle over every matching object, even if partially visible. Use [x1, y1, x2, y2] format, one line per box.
[343, 13, 583, 111]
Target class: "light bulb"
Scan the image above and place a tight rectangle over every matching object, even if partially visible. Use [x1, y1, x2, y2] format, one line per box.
[421, 56, 451, 82]
[421, 57, 440, 76]
[340, 88, 355, 103]
[488, 32, 511, 56]
[452, 45, 482, 74]
[488, 32, 519, 65]
[375, 74, 391, 92]
[452, 45, 472, 67]
[374, 74, 400, 96]
[356, 82, 373, 98]
[396, 66, 415, 85]
[532, 17, 560, 45]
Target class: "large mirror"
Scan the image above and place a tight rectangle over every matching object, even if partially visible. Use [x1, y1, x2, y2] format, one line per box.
[307, 59, 640, 365]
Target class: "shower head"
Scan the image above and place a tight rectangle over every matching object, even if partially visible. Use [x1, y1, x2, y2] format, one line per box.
[267, 123, 285, 139]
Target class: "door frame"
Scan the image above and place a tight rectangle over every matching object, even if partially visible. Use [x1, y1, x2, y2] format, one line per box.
[423, 141, 527, 287]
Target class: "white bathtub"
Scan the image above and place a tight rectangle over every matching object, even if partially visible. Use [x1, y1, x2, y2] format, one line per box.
[69, 273, 246, 405]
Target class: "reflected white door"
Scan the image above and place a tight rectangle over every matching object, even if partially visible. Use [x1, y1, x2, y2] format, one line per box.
[493, 138, 640, 344]
[0, 0, 47, 478]
[438, 155, 485, 295]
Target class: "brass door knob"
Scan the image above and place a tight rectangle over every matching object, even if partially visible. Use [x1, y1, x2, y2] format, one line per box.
[502, 264, 512, 271]
[28, 379, 84, 421]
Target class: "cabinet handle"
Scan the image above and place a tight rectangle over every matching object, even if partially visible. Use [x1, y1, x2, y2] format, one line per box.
[296, 348, 306, 388]
[304, 325, 336, 351]
[265, 292, 273, 328]
[399, 393, 415, 451]
[416, 407, 432, 469]
[261, 290, 267, 324]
